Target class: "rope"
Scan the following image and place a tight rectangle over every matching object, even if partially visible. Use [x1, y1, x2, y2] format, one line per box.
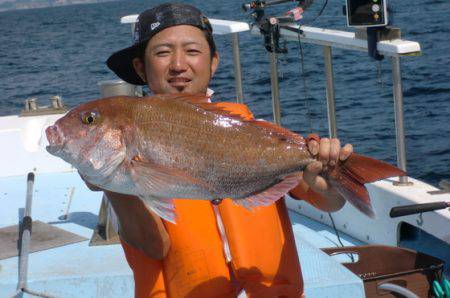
[9, 288, 59, 298]
[296, 30, 314, 134]
[328, 213, 355, 262]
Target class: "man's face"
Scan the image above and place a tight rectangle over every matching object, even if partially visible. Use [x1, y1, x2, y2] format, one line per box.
[133, 25, 219, 95]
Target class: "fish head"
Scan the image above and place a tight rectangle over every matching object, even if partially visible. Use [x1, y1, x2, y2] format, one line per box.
[46, 98, 129, 185]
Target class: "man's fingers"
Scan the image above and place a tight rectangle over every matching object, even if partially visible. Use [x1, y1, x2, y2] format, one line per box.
[303, 138, 354, 195]
[303, 161, 322, 184]
[339, 143, 353, 161]
[303, 161, 328, 192]
[329, 138, 340, 166]
[307, 139, 319, 156]
[319, 138, 330, 165]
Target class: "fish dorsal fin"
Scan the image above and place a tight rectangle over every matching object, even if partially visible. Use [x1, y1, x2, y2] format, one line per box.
[159, 93, 253, 122]
[234, 173, 302, 209]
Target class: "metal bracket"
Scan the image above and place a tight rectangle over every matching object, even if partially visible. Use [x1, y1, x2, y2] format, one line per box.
[428, 180, 450, 195]
[20, 96, 66, 117]
[89, 194, 120, 246]
[355, 26, 401, 41]
[393, 178, 414, 186]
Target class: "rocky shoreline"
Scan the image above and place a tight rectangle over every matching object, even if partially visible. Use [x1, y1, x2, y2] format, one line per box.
[0, 0, 116, 12]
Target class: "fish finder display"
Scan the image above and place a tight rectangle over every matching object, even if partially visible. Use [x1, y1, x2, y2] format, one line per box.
[346, 0, 387, 27]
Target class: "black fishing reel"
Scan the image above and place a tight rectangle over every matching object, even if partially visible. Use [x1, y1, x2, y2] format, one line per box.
[243, 0, 313, 53]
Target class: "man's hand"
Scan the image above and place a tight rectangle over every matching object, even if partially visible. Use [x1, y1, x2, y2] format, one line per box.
[304, 137, 353, 193]
[299, 137, 353, 211]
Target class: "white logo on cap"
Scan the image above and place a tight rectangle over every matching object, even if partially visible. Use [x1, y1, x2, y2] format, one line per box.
[133, 17, 140, 42]
[150, 22, 160, 31]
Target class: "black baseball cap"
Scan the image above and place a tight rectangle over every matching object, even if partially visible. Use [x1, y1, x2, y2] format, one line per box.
[106, 3, 213, 86]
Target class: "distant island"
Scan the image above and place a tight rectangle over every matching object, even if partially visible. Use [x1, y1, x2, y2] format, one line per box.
[0, 0, 117, 12]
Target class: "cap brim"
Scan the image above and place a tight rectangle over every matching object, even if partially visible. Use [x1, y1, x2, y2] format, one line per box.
[106, 43, 146, 86]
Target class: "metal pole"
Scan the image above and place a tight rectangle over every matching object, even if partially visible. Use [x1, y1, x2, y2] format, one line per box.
[18, 173, 34, 290]
[269, 33, 282, 125]
[323, 46, 338, 138]
[391, 56, 410, 185]
[231, 33, 244, 104]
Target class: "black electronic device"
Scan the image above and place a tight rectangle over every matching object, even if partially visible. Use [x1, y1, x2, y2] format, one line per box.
[346, 0, 388, 27]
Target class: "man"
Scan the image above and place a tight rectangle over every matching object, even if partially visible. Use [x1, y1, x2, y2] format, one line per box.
[103, 3, 352, 297]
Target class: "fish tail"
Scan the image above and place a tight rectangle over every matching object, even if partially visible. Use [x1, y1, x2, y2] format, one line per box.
[327, 153, 406, 218]
[290, 153, 406, 218]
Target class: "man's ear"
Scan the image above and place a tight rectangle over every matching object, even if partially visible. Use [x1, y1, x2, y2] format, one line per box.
[210, 52, 219, 77]
[132, 57, 147, 83]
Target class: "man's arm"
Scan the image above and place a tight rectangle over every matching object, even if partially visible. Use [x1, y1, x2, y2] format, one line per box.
[82, 177, 171, 260]
[106, 191, 171, 260]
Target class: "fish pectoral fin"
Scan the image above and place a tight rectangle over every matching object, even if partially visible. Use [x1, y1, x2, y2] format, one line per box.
[140, 195, 177, 224]
[234, 173, 302, 209]
[130, 157, 211, 198]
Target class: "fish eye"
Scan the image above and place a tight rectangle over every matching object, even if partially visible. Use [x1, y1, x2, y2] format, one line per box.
[81, 111, 100, 125]
[86, 114, 95, 123]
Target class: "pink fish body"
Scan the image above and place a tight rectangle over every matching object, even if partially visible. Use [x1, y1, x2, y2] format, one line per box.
[46, 94, 404, 222]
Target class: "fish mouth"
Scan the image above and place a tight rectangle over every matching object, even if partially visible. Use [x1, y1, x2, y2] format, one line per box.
[45, 125, 66, 155]
[46, 144, 65, 155]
